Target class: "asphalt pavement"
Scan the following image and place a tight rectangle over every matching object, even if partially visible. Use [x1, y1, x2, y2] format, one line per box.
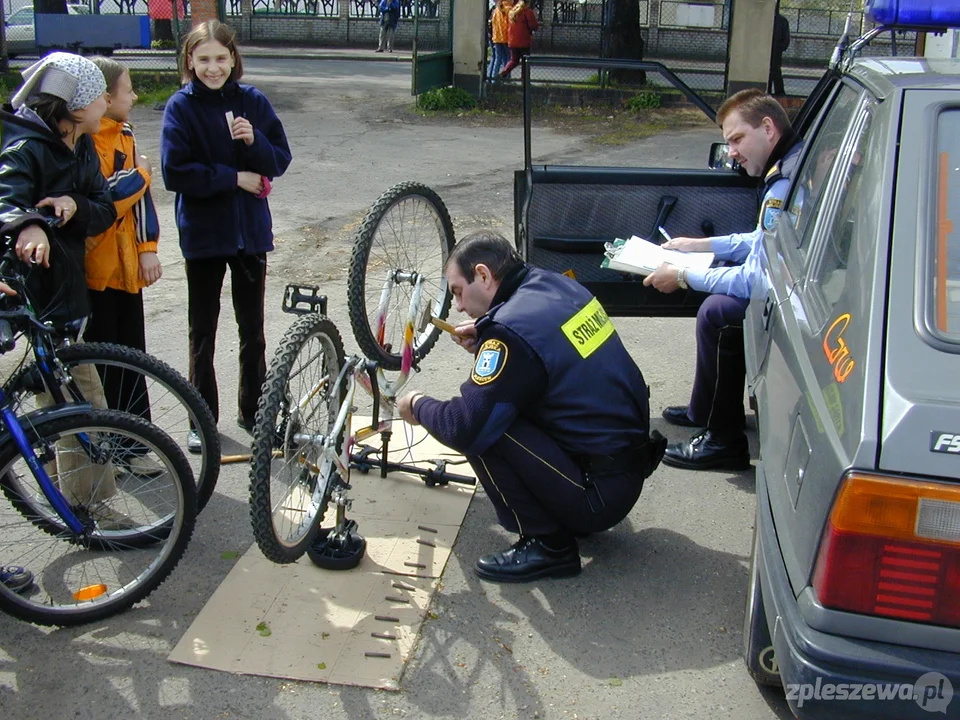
[0, 55, 795, 720]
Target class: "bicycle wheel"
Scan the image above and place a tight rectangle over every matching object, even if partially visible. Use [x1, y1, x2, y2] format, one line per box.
[5, 343, 220, 512]
[348, 182, 455, 370]
[0, 410, 196, 626]
[249, 314, 346, 564]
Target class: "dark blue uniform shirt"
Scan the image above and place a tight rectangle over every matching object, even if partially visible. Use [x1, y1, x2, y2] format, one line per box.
[414, 265, 650, 457]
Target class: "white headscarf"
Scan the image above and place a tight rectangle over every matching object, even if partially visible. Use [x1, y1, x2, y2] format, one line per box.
[11, 52, 106, 111]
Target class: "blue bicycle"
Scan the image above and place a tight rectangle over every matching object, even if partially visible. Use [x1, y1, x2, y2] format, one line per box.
[0, 252, 197, 626]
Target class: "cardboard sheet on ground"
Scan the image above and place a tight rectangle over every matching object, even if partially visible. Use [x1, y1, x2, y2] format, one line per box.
[168, 420, 476, 690]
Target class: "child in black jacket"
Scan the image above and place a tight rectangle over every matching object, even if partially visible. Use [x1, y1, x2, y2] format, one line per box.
[0, 52, 117, 327]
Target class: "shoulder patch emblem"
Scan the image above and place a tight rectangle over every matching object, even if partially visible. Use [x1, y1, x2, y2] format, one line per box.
[472, 339, 508, 385]
[761, 197, 784, 232]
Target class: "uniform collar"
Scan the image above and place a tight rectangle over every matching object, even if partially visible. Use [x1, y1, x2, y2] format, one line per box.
[490, 262, 530, 308]
[761, 128, 798, 181]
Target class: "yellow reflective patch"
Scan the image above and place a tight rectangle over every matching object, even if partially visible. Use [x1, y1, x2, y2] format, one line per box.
[561, 297, 615, 359]
[562, 269, 577, 279]
[472, 339, 508, 385]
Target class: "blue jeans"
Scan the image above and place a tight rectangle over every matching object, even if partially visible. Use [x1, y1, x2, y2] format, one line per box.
[488, 42, 508, 79]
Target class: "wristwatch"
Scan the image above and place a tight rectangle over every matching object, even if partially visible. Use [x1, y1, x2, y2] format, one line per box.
[676, 267, 688, 290]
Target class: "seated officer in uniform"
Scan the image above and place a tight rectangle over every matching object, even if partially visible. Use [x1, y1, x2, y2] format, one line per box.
[642, 88, 802, 471]
[397, 231, 665, 583]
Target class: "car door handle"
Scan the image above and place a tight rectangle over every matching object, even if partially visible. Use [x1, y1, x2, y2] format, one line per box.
[762, 292, 775, 331]
[649, 195, 677, 244]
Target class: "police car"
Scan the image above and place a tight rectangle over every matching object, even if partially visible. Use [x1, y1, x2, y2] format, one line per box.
[739, 1, 960, 717]
[516, 1, 960, 716]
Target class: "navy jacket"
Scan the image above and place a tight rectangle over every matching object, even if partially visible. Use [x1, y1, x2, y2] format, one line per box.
[415, 265, 651, 457]
[160, 80, 292, 260]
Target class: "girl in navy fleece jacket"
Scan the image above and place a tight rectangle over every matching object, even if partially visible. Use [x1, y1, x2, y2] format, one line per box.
[160, 20, 291, 447]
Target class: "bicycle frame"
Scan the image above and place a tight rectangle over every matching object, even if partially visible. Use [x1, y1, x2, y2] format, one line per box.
[0, 387, 89, 534]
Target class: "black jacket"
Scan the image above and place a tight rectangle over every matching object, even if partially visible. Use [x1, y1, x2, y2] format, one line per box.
[0, 106, 117, 325]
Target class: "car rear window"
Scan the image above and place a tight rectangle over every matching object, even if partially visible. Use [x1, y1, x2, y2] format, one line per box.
[930, 109, 960, 343]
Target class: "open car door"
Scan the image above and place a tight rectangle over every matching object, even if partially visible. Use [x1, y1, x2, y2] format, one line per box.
[514, 57, 759, 317]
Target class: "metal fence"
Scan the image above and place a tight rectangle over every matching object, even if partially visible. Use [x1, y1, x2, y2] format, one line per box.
[0, 0, 923, 92]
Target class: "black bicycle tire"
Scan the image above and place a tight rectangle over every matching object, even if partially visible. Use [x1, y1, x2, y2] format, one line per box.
[0, 409, 197, 626]
[5, 343, 221, 512]
[347, 182, 455, 370]
[249, 313, 346, 564]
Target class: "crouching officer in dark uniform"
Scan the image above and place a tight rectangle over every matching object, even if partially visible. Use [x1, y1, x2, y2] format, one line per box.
[397, 231, 665, 583]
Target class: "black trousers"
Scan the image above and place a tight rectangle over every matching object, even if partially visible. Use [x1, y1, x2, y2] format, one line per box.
[468, 417, 647, 538]
[769, 50, 785, 96]
[84, 287, 151, 423]
[687, 293, 749, 436]
[184, 253, 267, 425]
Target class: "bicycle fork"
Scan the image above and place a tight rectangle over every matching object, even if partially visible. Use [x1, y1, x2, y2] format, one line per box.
[0, 406, 86, 534]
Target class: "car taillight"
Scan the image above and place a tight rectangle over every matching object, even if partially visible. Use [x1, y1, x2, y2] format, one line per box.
[812, 472, 960, 629]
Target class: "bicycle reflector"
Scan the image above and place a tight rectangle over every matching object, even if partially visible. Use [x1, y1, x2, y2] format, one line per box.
[812, 472, 960, 629]
[865, 0, 960, 27]
[74, 584, 108, 602]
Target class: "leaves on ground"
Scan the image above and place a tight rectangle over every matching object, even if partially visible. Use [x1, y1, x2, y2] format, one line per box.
[220, 550, 240, 560]
[256, 622, 272, 637]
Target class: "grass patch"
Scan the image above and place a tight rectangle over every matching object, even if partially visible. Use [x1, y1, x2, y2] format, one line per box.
[130, 71, 181, 107]
[625, 91, 661, 111]
[417, 86, 478, 112]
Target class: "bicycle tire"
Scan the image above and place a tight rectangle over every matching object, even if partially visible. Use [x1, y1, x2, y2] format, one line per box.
[347, 182, 455, 370]
[0, 409, 196, 626]
[4, 342, 220, 512]
[249, 313, 346, 564]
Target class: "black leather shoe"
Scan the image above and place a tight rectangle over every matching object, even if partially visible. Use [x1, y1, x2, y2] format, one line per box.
[475, 537, 581, 583]
[237, 416, 256, 434]
[662, 430, 751, 471]
[662, 405, 700, 428]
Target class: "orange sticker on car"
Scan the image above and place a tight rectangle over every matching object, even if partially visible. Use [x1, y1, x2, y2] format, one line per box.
[823, 313, 856, 383]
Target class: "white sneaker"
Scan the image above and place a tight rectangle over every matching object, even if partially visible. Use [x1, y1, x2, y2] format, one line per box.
[124, 455, 166, 478]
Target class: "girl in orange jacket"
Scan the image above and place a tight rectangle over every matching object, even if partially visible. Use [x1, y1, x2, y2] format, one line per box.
[85, 57, 162, 425]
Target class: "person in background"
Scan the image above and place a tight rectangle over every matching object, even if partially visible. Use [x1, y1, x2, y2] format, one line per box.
[376, 0, 400, 53]
[488, 0, 513, 81]
[499, 0, 539, 80]
[769, 11, 790, 96]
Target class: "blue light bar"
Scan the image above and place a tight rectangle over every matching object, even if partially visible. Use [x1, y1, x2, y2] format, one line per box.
[865, 0, 960, 27]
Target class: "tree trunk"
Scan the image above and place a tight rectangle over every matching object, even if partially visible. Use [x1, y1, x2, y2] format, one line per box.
[35, 0, 68, 12]
[605, 0, 646, 85]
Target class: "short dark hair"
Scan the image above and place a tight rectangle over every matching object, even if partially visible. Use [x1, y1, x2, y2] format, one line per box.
[27, 93, 74, 137]
[446, 230, 522, 283]
[179, 20, 243, 85]
[717, 88, 792, 136]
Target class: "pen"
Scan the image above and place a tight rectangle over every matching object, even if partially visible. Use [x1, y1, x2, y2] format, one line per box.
[658, 226, 672, 243]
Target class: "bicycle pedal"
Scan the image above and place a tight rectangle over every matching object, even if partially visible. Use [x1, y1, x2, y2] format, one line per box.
[282, 284, 327, 315]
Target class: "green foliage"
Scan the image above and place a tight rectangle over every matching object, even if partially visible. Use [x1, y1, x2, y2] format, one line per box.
[130, 71, 182, 106]
[417, 86, 478, 112]
[151, 39, 178, 50]
[625, 91, 661, 111]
